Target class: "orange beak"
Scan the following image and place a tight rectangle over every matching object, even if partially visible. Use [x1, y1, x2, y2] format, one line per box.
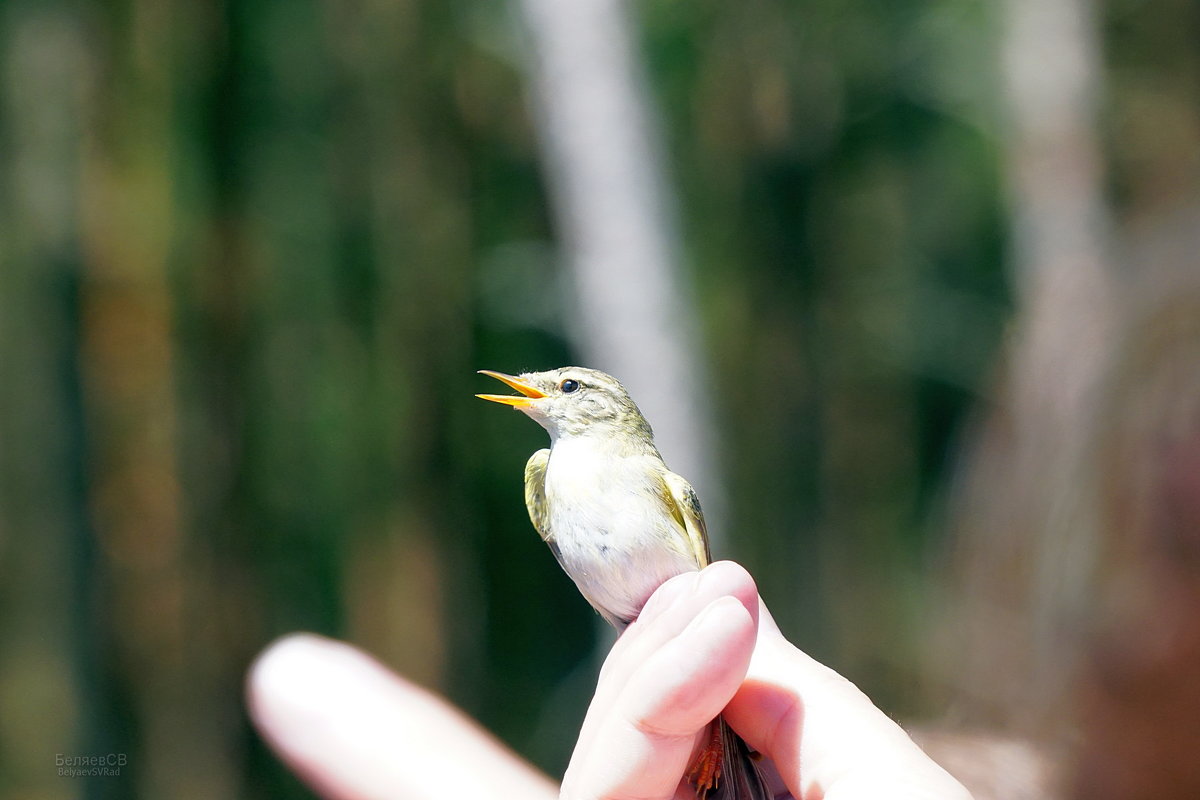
[476, 370, 546, 407]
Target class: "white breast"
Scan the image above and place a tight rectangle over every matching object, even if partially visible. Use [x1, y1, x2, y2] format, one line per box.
[544, 437, 698, 624]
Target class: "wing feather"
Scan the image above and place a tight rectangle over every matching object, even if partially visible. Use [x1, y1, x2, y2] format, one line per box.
[660, 469, 711, 568]
[523, 449, 552, 542]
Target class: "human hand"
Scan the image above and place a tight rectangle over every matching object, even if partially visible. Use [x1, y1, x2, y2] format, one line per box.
[247, 561, 971, 800]
[561, 560, 972, 800]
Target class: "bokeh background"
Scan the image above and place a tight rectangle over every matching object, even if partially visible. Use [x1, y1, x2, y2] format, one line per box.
[3, 0, 1199, 798]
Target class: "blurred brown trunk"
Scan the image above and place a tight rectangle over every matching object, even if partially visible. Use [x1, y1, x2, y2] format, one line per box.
[1073, 275, 1200, 800]
[937, 0, 1114, 733]
[326, 0, 473, 693]
[77, 0, 239, 796]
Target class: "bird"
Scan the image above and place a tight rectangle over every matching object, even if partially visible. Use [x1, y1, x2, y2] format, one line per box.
[477, 366, 772, 800]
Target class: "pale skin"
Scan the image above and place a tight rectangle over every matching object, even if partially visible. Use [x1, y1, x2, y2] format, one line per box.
[247, 562, 973, 800]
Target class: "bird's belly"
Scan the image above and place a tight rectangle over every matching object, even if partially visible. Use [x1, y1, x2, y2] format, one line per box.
[546, 475, 697, 625]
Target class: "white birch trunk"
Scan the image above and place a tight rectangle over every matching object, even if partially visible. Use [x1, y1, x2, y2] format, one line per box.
[514, 0, 725, 542]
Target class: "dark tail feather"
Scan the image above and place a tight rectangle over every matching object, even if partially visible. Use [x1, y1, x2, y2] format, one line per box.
[706, 716, 773, 800]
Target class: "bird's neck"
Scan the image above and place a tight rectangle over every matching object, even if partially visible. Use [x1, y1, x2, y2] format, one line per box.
[549, 430, 661, 461]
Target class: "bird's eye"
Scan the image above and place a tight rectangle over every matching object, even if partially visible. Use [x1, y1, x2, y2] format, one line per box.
[560, 378, 581, 394]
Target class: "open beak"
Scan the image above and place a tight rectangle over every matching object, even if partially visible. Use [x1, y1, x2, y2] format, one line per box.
[476, 370, 546, 407]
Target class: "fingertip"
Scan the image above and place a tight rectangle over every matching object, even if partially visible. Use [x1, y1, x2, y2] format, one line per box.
[245, 633, 398, 799]
[698, 561, 760, 626]
[247, 633, 343, 725]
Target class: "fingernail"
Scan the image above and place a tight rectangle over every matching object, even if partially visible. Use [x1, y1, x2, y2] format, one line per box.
[683, 595, 748, 637]
[639, 570, 701, 621]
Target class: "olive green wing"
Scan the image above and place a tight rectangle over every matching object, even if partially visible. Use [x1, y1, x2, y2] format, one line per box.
[523, 449, 552, 544]
[661, 469, 712, 568]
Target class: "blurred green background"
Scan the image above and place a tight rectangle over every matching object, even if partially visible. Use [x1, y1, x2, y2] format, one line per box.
[2, 0, 1198, 797]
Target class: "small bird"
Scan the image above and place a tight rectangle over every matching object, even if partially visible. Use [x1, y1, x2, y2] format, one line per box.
[478, 366, 772, 800]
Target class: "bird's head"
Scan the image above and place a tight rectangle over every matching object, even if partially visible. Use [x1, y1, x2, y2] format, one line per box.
[477, 367, 654, 444]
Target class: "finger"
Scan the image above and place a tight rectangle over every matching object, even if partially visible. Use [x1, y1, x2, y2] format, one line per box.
[577, 562, 759, 757]
[563, 595, 757, 800]
[724, 602, 971, 800]
[247, 634, 558, 800]
[598, 562, 760, 696]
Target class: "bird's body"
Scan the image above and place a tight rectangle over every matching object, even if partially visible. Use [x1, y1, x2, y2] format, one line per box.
[533, 437, 702, 626]
[478, 366, 770, 800]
